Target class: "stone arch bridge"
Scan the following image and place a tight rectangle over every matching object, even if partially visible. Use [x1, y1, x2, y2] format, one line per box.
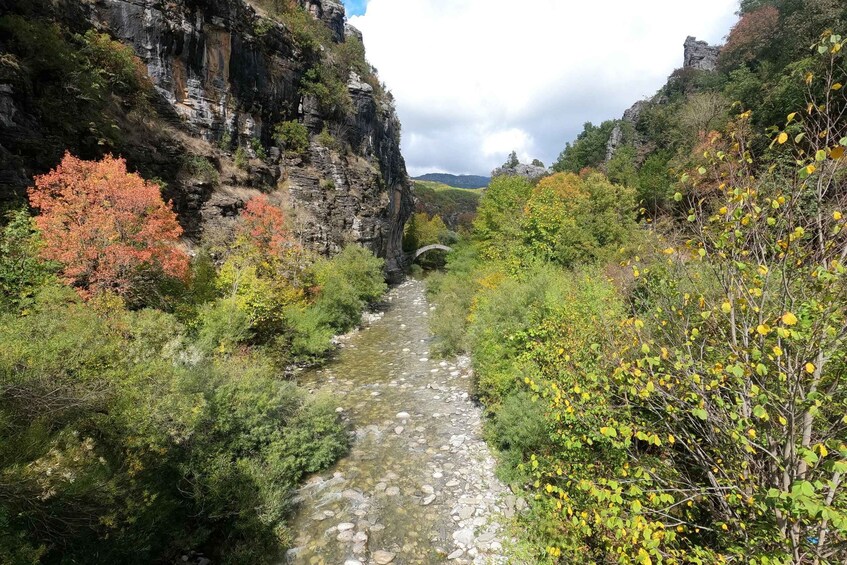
[408, 244, 453, 262]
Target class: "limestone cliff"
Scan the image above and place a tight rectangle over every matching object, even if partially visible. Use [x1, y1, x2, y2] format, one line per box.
[0, 0, 412, 279]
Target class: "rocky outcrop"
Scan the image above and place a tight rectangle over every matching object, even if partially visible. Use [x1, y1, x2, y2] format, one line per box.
[683, 36, 721, 71]
[604, 36, 722, 162]
[0, 0, 412, 279]
[490, 162, 549, 182]
[299, 0, 345, 43]
[605, 100, 647, 161]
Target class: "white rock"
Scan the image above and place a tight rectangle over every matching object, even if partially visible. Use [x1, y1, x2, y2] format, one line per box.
[372, 550, 396, 564]
[453, 528, 474, 547]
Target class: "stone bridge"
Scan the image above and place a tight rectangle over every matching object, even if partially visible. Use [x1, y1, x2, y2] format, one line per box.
[409, 244, 453, 261]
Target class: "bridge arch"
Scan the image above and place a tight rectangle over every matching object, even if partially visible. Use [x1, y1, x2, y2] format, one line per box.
[412, 244, 453, 260]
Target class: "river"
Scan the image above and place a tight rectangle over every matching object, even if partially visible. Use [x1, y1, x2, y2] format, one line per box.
[285, 278, 520, 564]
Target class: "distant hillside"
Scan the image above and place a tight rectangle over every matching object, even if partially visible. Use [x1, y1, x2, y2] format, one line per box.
[411, 180, 481, 231]
[413, 173, 490, 189]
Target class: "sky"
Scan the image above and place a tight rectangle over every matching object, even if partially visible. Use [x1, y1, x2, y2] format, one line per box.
[344, 0, 740, 177]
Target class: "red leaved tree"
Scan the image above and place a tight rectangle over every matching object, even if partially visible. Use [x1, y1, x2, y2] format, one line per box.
[238, 194, 291, 258]
[719, 5, 781, 69]
[28, 153, 189, 299]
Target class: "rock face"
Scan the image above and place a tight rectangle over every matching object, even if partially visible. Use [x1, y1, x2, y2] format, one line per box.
[683, 36, 721, 71]
[0, 0, 412, 279]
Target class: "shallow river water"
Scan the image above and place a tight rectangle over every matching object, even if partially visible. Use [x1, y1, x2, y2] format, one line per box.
[285, 278, 520, 565]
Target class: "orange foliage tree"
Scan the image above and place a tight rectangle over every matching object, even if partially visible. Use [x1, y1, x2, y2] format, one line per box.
[719, 5, 781, 69]
[238, 194, 291, 258]
[28, 153, 189, 298]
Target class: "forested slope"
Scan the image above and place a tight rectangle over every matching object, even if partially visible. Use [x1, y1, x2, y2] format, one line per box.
[429, 2, 847, 562]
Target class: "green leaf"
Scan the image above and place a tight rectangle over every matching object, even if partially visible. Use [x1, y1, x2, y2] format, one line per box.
[692, 408, 708, 420]
[816, 149, 827, 162]
[753, 405, 768, 419]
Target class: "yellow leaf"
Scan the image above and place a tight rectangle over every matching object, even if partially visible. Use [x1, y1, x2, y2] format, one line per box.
[721, 302, 732, 314]
[805, 362, 816, 374]
[805, 72, 814, 85]
[777, 132, 788, 145]
[832, 147, 845, 160]
[757, 324, 771, 336]
[773, 346, 783, 356]
[833, 83, 843, 91]
[835, 211, 843, 221]
[806, 164, 817, 175]
[782, 312, 798, 326]
[778, 415, 787, 426]
[819, 444, 829, 457]
[787, 112, 797, 123]
[668, 434, 675, 444]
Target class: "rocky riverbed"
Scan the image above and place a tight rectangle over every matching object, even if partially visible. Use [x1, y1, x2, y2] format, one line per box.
[285, 278, 522, 564]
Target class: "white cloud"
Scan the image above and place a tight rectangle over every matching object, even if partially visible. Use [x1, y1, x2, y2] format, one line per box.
[350, 0, 739, 176]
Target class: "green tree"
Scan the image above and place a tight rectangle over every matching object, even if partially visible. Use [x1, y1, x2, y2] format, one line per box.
[552, 121, 616, 173]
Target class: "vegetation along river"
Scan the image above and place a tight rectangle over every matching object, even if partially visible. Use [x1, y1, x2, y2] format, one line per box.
[286, 277, 520, 564]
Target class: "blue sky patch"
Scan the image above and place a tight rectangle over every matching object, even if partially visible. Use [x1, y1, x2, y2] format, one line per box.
[343, 0, 367, 17]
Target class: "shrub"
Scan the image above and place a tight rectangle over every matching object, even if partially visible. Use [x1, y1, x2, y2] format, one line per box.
[316, 125, 340, 151]
[183, 155, 220, 185]
[309, 245, 386, 332]
[301, 64, 352, 117]
[273, 120, 310, 155]
[79, 29, 150, 100]
[426, 243, 481, 356]
[250, 137, 267, 161]
[0, 283, 346, 563]
[234, 146, 249, 169]
[0, 209, 57, 312]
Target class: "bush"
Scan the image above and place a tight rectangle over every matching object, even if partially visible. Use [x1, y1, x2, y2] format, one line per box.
[0, 285, 347, 563]
[183, 155, 220, 185]
[0, 209, 57, 312]
[301, 64, 352, 117]
[273, 120, 310, 155]
[234, 146, 249, 169]
[316, 125, 341, 151]
[309, 245, 386, 333]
